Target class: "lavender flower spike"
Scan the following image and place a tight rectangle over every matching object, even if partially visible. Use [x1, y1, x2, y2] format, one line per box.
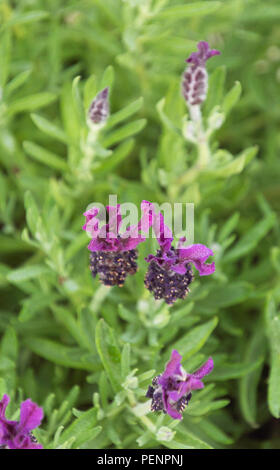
[144, 203, 215, 304]
[88, 87, 110, 125]
[0, 394, 43, 449]
[182, 41, 220, 107]
[83, 201, 153, 287]
[146, 350, 214, 420]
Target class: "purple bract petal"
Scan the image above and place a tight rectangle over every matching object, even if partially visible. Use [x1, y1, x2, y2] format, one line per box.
[19, 399, 44, 432]
[161, 349, 182, 379]
[82, 207, 99, 235]
[106, 204, 122, 234]
[186, 41, 220, 67]
[0, 394, 10, 418]
[177, 243, 215, 276]
[83, 201, 154, 252]
[0, 394, 43, 449]
[192, 357, 214, 379]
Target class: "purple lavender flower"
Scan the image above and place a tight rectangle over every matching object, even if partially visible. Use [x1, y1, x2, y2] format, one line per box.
[146, 350, 214, 420]
[144, 202, 215, 304]
[0, 394, 43, 449]
[182, 41, 220, 107]
[88, 87, 110, 125]
[83, 201, 153, 287]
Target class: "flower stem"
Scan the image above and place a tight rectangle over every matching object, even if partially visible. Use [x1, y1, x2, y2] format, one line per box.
[189, 104, 211, 167]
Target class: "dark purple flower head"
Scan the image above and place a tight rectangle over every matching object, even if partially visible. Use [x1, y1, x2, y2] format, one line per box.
[144, 203, 215, 304]
[0, 394, 43, 449]
[182, 41, 220, 107]
[83, 201, 153, 286]
[146, 350, 214, 420]
[88, 87, 110, 125]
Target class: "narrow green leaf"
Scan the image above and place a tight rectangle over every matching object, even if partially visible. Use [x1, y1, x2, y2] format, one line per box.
[102, 119, 146, 147]
[23, 141, 68, 171]
[239, 326, 266, 427]
[95, 319, 122, 392]
[162, 429, 212, 449]
[7, 264, 49, 283]
[31, 114, 67, 144]
[8, 92, 57, 115]
[106, 97, 143, 130]
[100, 65, 114, 90]
[222, 81, 242, 116]
[0, 31, 11, 87]
[3, 11, 49, 29]
[172, 317, 218, 360]
[265, 297, 280, 418]
[94, 139, 134, 173]
[24, 190, 40, 235]
[211, 358, 263, 381]
[58, 408, 100, 447]
[52, 305, 92, 351]
[198, 419, 234, 445]
[224, 212, 276, 262]
[72, 76, 85, 126]
[204, 66, 226, 115]
[197, 282, 254, 312]
[24, 338, 98, 371]
[158, 2, 221, 19]
[1, 327, 18, 361]
[5, 69, 32, 97]
[218, 212, 240, 243]
[121, 343, 131, 379]
[83, 74, 97, 111]
[206, 146, 258, 178]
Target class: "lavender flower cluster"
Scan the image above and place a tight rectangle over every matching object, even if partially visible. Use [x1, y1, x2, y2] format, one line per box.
[83, 200, 215, 304]
[0, 42, 219, 450]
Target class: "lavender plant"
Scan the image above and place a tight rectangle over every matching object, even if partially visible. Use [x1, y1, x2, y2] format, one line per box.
[0, 0, 280, 450]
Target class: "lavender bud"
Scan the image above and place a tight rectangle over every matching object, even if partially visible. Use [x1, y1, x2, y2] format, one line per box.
[182, 41, 220, 107]
[88, 87, 110, 125]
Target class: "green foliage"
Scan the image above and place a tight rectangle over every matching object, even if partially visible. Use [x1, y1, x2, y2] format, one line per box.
[0, 0, 280, 450]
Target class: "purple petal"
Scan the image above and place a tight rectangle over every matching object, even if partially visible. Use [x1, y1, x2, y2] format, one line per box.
[192, 357, 214, 379]
[156, 213, 173, 251]
[186, 41, 220, 66]
[0, 394, 10, 418]
[166, 402, 182, 420]
[161, 350, 182, 379]
[120, 235, 146, 250]
[186, 376, 205, 391]
[169, 263, 187, 275]
[106, 204, 122, 233]
[136, 201, 173, 252]
[82, 207, 99, 235]
[178, 243, 215, 276]
[137, 200, 154, 233]
[168, 382, 190, 402]
[121, 200, 153, 243]
[88, 235, 120, 252]
[19, 399, 43, 432]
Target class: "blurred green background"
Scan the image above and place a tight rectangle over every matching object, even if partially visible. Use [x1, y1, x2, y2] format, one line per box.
[0, 0, 280, 449]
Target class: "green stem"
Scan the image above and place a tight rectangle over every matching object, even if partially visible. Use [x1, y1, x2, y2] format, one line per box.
[189, 104, 211, 168]
[127, 391, 156, 433]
